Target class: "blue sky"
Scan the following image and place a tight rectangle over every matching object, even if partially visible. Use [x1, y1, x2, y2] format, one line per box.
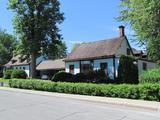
[0, 0, 140, 52]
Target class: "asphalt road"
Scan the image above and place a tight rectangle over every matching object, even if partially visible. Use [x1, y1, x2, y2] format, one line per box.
[0, 90, 160, 120]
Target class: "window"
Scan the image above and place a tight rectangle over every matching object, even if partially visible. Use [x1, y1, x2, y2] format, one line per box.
[100, 63, 107, 70]
[69, 65, 74, 74]
[19, 67, 21, 69]
[23, 67, 26, 70]
[127, 48, 131, 55]
[143, 62, 147, 71]
[100, 63, 108, 75]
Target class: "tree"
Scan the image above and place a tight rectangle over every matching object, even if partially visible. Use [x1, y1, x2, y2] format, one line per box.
[118, 0, 160, 63]
[0, 29, 17, 66]
[9, 0, 65, 78]
[47, 41, 67, 59]
[118, 55, 138, 84]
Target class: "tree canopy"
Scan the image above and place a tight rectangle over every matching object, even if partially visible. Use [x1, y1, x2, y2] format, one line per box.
[9, 0, 65, 77]
[118, 0, 160, 63]
[0, 29, 17, 66]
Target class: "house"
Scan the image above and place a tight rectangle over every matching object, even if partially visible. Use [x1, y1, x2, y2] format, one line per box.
[4, 55, 45, 77]
[36, 59, 65, 79]
[131, 48, 156, 74]
[64, 26, 157, 79]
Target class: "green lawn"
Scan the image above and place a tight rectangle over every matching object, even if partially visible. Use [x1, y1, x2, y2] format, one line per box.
[0, 78, 10, 83]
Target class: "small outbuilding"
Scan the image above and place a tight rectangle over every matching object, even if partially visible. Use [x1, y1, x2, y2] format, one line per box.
[36, 59, 65, 79]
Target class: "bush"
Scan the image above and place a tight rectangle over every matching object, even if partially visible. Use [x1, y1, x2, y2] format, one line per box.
[52, 70, 113, 83]
[3, 70, 13, 79]
[11, 69, 27, 79]
[86, 71, 96, 82]
[9, 79, 160, 101]
[139, 68, 160, 83]
[118, 55, 139, 84]
[86, 70, 112, 83]
[51, 71, 73, 82]
[71, 73, 87, 82]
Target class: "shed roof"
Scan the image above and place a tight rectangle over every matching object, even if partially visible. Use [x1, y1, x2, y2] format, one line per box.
[36, 59, 65, 70]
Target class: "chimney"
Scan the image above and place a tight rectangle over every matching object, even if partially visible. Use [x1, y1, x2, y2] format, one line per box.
[119, 25, 125, 37]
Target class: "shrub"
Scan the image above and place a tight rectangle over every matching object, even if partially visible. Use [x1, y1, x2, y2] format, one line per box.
[9, 79, 160, 101]
[11, 69, 27, 79]
[94, 70, 110, 83]
[86, 70, 113, 83]
[118, 55, 139, 84]
[51, 71, 73, 82]
[86, 70, 96, 82]
[139, 68, 160, 83]
[3, 70, 13, 79]
[71, 73, 87, 82]
[52, 70, 113, 83]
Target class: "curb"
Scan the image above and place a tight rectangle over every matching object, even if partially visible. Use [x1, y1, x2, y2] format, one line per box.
[0, 87, 160, 112]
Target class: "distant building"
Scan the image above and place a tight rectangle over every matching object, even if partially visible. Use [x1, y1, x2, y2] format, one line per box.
[4, 55, 45, 77]
[36, 59, 65, 79]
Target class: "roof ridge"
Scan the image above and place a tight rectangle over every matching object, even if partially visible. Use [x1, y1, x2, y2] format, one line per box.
[80, 37, 122, 45]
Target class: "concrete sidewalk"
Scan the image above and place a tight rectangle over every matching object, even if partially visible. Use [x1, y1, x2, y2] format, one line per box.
[0, 87, 160, 112]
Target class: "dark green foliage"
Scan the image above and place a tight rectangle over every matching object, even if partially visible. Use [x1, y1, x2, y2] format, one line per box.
[9, 79, 160, 101]
[86, 71, 96, 82]
[71, 73, 87, 83]
[0, 29, 17, 66]
[139, 68, 160, 83]
[9, 0, 65, 78]
[3, 70, 13, 79]
[86, 70, 108, 83]
[94, 70, 111, 83]
[52, 70, 112, 83]
[11, 70, 27, 79]
[118, 0, 160, 62]
[0, 67, 3, 77]
[51, 71, 73, 82]
[118, 55, 139, 84]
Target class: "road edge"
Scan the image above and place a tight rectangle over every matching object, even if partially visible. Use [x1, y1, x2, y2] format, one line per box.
[0, 87, 160, 112]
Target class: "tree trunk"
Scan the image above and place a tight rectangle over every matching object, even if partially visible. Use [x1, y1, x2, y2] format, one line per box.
[31, 52, 37, 78]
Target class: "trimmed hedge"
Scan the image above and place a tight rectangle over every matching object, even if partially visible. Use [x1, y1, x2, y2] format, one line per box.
[9, 79, 160, 101]
[3, 70, 13, 79]
[11, 70, 27, 79]
[139, 68, 160, 83]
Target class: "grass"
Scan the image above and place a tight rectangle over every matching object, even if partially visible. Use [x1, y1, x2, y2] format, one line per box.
[0, 78, 10, 83]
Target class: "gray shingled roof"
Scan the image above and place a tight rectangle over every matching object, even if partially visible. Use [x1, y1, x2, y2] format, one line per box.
[36, 59, 65, 70]
[65, 37, 125, 61]
[4, 55, 29, 67]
